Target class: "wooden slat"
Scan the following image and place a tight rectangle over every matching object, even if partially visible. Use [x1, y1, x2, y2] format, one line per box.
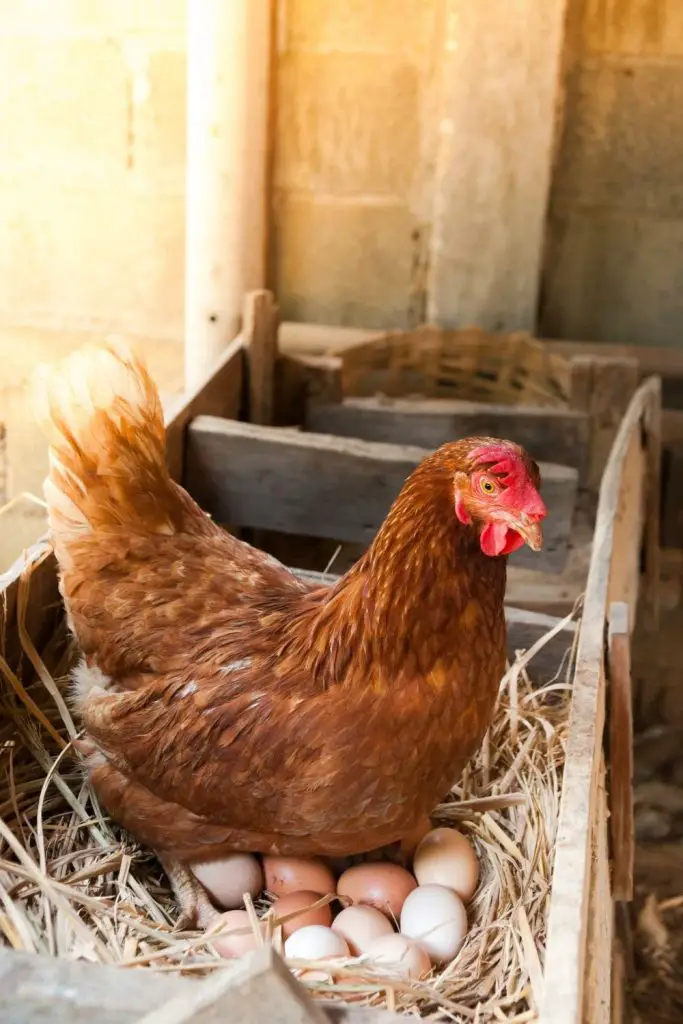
[539, 377, 661, 1024]
[607, 603, 634, 904]
[245, 289, 280, 427]
[292, 568, 576, 681]
[186, 417, 579, 574]
[306, 396, 589, 477]
[164, 335, 245, 484]
[0, 945, 404, 1024]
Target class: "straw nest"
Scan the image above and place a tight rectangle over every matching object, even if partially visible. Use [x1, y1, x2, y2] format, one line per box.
[0, 551, 579, 1022]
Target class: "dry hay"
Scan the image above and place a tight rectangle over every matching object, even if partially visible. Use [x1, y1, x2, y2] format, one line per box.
[0, 552, 579, 1022]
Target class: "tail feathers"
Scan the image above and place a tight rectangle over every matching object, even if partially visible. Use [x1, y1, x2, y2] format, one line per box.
[33, 338, 177, 562]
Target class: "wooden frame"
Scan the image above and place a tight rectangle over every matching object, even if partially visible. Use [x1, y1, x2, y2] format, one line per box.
[539, 376, 660, 1024]
[0, 330, 661, 1023]
[185, 416, 578, 574]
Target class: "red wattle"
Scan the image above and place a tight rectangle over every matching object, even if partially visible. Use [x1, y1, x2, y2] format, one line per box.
[480, 523, 525, 557]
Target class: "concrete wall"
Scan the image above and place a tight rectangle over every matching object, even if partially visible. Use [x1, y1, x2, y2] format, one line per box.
[542, 0, 683, 347]
[3, 0, 683, 349]
[0, 1, 187, 340]
[270, 0, 441, 330]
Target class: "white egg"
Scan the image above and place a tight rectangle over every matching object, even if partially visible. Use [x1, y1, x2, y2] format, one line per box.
[284, 925, 350, 960]
[365, 933, 431, 979]
[399, 884, 467, 965]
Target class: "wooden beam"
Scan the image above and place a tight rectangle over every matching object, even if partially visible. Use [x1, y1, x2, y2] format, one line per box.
[607, 602, 634, 904]
[184, 0, 271, 389]
[164, 336, 245, 485]
[306, 396, 588, 477]
[426, 1, 570, 332]
[292, 567, 576, 680]
[186, 417, 579, 573]
[245, 289, 280, 427]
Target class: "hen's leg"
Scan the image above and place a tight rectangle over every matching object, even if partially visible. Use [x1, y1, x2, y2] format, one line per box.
[160, 857, 222, 931]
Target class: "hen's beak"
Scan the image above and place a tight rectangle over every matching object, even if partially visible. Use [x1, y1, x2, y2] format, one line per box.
[516, 518, 544, 551]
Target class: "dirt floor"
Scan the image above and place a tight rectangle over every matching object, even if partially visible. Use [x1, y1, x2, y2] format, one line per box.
[0, 325, 183, 569]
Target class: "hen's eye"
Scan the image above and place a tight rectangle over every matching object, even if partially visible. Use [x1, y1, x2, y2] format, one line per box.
[480, 478, 496, 495]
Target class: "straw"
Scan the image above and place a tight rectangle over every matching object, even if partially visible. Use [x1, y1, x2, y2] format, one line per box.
[0, 553, 579, 1021]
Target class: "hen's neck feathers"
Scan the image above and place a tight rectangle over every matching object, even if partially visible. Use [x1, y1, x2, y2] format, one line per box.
[296, 458, 507, 685]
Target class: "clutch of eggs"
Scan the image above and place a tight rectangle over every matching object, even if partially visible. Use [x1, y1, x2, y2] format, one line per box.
[193, 826, 479, 972]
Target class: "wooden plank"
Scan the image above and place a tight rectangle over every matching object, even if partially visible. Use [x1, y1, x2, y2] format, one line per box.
[607, 603, 634, 904]
[186, 417, 579, 574]
[276, 354, 343, 427]
[245, 289, 280, 427]
[292, 568, 576, 680]
[642, 382, 662, 629]
[583, 757, 613, 1024]
[164, 335, 245, 485]
[569, 356, 639, 489]
[426, 1, 570, 332]
[540, 377, 660, 1024]
[306, 396, 589, 477]
[0, 946, 405, 1024]
[137, 945, 328, 1024]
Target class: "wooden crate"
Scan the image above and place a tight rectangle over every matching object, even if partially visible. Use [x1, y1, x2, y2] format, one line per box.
[0, 310, 661, 1023]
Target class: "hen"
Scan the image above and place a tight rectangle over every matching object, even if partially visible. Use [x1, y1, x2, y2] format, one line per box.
[34, 340, 547, 927]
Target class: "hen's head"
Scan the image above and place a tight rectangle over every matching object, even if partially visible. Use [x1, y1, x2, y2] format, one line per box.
[445, 438, 547, 557]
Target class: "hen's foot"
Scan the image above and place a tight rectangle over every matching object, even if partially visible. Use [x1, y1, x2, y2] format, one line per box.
[160, 857, 222, 931]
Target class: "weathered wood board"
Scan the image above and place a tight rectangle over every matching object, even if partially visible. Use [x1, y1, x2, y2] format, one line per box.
[0, 945, 402, 1024]
[293, 567, 576, 681]
[186, 417, 579, 573]
[306, 396, 589, 478]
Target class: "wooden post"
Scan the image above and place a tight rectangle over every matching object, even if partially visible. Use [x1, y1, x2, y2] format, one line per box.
[607, 602, 634, 904]
[426, 0, 570, 331]
[569, 356, 639, 489]
[245, 290, 280, 426]
[185, 0, 271, 390]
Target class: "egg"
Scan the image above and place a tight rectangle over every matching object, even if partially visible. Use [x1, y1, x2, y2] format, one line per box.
[331, 905, 394, 955]
[284, 925, 350, 959]
[365, 933, 431, 979]
[191, 854, 263, 910]
[337, 863, 417, 920]
[399, 884, 467, 964]
[413, 828, 480, 903]
[270, 890, 333, 938]
[210, 910, 262, 958]
[263, 856, 336, 898]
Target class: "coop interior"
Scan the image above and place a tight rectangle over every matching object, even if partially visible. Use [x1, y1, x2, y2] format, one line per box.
[1, 2, 683, 1023]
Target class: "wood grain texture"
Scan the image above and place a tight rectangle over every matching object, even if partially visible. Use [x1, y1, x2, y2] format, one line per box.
[540, 377, 661, 1024]
[0, 945, 405, 1024]
[245, 289, 280, 427]
[583, 757, 613, 1024]
[608, 603, 634, 903]
[306, 396, 589, 477]
[185, 417, 579, 574]
[164, 335, 245, 485]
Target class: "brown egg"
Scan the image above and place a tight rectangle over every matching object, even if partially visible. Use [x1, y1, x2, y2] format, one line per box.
[191, 854, 263, 910]
[365, 933, 431, 979]
[331, 905, 394, 955]
[337, 862, 417, 920]
[263, 856, 336, 897]
[210, 910, 262, 958]
[413, 828, 480, 903]
[270, 890, 333, 939]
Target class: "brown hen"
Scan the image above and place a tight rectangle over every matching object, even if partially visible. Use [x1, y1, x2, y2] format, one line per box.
[34, 340, 547, 926]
